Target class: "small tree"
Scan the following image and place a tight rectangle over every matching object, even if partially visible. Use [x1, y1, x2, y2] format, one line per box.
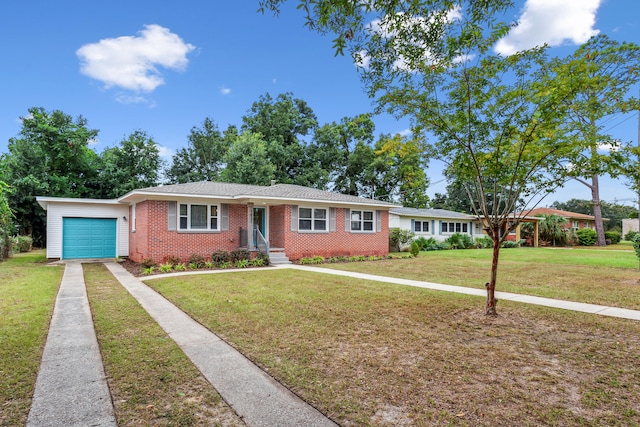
[0, 181, 14, 260]
[537, 214, 568, 247]
[632, 234, 640, 269]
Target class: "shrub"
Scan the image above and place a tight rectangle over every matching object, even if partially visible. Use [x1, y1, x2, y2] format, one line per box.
[141, 257, 156, 269]
[576, 228, 597, 246]
[142, 266, 155, 275]
[475, 236, 493, 249]
[165, 255, 182, 266]
[410, 241, 420, 256]
[159, 263, 173, 273]
[389, 228, 415, 251]
[230, 249, 251, 263]
[350, 255, 366, 262]
[173, 263, 186, 271]
[501, 240, 520, 248]
[188, 262, 200, 270]
[604, 231, 621, 245]
[14, 236, 32, 253]
[632, 234, 640, 268]
[445, 233, 474, 249]
[255, 251, 270, 266]
[236, 259, 250, 268]
[624, 230, 638, 242]
[219, 261, 233, 269]
[252, 257, 265, 267]
[212, 250, 231, 265]
[204, 261, 215, 269]
[188, 253, 206, 268]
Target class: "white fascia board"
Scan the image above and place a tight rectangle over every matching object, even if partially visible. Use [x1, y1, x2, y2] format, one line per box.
[36, 196, 122, 210]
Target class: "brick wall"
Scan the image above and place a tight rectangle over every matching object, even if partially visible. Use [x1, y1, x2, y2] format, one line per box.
[128, 201, 389, 262]
[281, 205, 389, 260]
[129, 201, 248, 263]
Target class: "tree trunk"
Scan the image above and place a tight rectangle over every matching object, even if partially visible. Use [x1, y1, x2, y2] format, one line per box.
[591, 174, 607, 246]
[486, 229, 500, 316]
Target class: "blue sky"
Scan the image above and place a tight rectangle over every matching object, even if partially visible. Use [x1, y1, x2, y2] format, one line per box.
[1, 0, 639, 206]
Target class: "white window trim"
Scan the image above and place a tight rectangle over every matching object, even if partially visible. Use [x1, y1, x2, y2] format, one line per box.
[298, 206, 329, 233]
[441, 221, 469, 234]
[178, 202, 220, 232]
[350, 210, 375, 233]
[131, 203, 136, 232]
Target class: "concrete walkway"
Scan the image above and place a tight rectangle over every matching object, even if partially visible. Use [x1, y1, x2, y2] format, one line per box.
[281, 264, 640, 321]
[27, 262, 116, 427]
[104, 263, 337, 427]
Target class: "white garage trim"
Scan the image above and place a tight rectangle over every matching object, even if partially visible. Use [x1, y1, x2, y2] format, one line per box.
[37, 197, 129, 259]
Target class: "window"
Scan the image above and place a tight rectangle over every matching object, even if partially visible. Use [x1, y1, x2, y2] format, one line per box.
[351, 210, 374, 231]
[441, 221, 469, 234]
[298, 207, 327, 231]
[179, 203, 219, 231]
[414, 220, 429, 232]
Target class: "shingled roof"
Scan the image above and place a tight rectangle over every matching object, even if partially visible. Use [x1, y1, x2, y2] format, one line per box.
[390, 207, 476, 220]
[120, 181, 400, 207]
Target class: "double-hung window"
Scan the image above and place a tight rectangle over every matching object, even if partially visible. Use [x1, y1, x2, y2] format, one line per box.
[441, 221, 468, 234]
[414, 220, 429, 232]
[179, 203, 219, 231]
[351, 210, 374, 232]
[298, 207, 327, 231]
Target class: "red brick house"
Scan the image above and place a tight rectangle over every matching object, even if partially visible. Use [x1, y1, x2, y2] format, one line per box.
[521, 207, 607, 231]
[37, 181, 398, 263]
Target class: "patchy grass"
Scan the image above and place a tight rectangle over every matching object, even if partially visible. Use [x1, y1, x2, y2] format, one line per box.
[323, 247, 640, 309]
[0, 251, 62, 426]
[148, 269, 640, 426]
[83, 263, 243, 426]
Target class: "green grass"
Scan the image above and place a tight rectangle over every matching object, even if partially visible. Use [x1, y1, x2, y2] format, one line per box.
[147, 269, 640, 426]
[325, 247, 640, 309]
[0, 251, 62, 426]
[83, 263, 243, 426]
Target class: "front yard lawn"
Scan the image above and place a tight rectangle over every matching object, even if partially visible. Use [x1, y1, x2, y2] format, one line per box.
[323, 247, 640, 310]
[0, 251, 62, 426]
[147, 267, 640, 426]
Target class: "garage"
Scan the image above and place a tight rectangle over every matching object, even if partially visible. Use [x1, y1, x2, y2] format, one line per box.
[62, 218, 117, 259]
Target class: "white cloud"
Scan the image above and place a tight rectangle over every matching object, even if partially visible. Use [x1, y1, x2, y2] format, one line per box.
[219, 86, 231, 95]
[495, 0, 601, 55]
[77, 24, 195, 92]
[115, 93, 148, 104]
[597, 140, 620, 152]
[157, 145, 175, 159]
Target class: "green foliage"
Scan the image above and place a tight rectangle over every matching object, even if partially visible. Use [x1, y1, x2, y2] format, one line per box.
[632, 234, 640, 268]
[0, 181, 14, 260]
[299, 256, 325, 265]
[204, 261, 215, 269]
[187, 253, 206, 268]
[236, 259, 250, 268]
[251, 257, 265, 267]
[475, 236, 494, 249]
[501, 239, 525, 248]
[221, 131, 277, 185]
[219, 261, 233, 269]
[410, 241, 420, 256]
[625, 231, 639, 242]
[389, 228, 415, 251]
[538, 214, 569, 246]
[166, 118, 233, 184]
[173, 263, 186, 271]
[141, 266, 155, 275]
[13, 236, 32, 253]
[3, 107, 100, 245]
[445, 233, 475, 250]
[159, 263, 173, 273]
[604, 231, 621, 245]
[255, 251, 270, 266]
[576, 228, 598, 246]
[98, 130, 163, 199]
[188, 262, 199, 270]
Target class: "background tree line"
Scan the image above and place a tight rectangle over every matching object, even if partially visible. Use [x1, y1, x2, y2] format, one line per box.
[0, 94, 430, 246]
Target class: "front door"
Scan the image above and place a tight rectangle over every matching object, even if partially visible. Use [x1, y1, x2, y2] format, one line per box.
[253, 207, 266, 245]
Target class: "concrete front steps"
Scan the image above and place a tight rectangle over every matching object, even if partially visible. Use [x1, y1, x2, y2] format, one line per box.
[268, 248, 291, 265]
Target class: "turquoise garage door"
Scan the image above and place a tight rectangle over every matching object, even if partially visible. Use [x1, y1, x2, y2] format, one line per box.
[62, 218, 117, 259]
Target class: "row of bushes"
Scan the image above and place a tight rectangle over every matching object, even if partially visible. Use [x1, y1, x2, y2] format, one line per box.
[298, 254, 414, 264]
[625, 231, 639, 242]
[140, 250, 269, 274]
[410, 234, 524, 252]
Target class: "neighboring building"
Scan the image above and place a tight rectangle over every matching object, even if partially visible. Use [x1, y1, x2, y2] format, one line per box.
[389, 207, 486, 242]
[622, 218, 640, 236]
[37, 181, 399, 263]
[520, 207, 607, 231]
